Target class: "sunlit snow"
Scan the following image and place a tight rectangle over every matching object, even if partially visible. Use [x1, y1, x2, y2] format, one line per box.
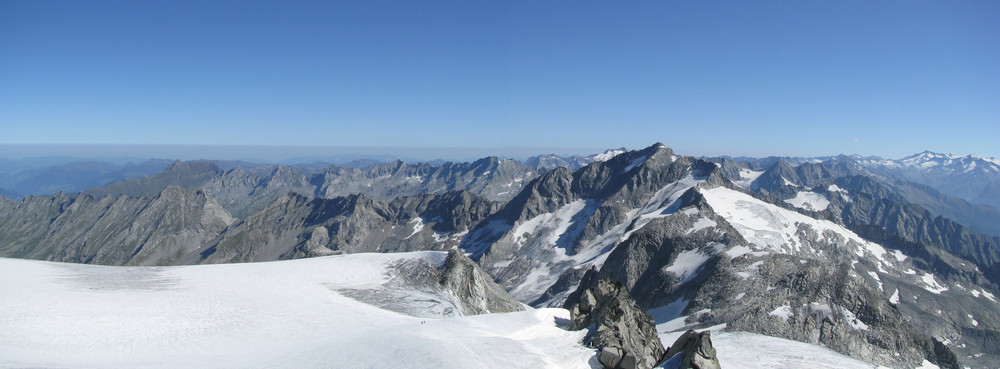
[783, 191, 830, 211]
[0, 255, 594, 369]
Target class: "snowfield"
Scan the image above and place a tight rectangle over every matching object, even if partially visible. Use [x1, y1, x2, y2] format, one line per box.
[783, 191, 830, 211]
[0, 252, 891, 369]
[0, 254, 594, 369]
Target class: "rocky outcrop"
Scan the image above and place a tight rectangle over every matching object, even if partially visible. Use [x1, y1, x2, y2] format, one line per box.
[338, 250, 523, 318]
[661, 330, 721, 369]
[439, 249, 524, 315]
[567, 279, 665, 369]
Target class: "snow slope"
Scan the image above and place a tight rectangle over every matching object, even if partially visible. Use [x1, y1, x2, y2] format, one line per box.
[682, 332, 880, 369]
[783, 191, 830, 211]
[0, 254, 593, 369]
[657, 320, 881, 369]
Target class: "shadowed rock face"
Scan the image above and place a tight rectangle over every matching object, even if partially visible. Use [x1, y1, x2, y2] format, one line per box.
[661, 330, 721, 369]
[567, 279, 665, 369]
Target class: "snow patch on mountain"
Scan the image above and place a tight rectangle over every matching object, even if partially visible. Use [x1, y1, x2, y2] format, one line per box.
[769, 305, 794, 323]
[591, 148, 626, 162]
[405, 217, 425, 239]
[921, 273, 949, 294]
[700, 187, 894, 264]
[624, 154, 650, 172]
[784, 191, 830, 211]
[513, 199, 599, 250]
[734, 169, 764, 188]
[663, 248, 714, 284]
[617, 174, 701, 242]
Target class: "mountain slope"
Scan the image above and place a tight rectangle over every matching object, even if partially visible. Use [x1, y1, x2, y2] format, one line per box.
[462, 143, 728, 303]
[197, 190, 500, 264]
[566, 184, 993, 367]
[0, 186, 234, 266]
[82, 157, 537, 217]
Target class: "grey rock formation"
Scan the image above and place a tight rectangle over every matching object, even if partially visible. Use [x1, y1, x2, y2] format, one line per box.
[463, 143, 731, 303]
[314, 157, 537, 204]
[80, 156, 537, 217]
[525, 148, 626, 171]
[337, 250, 523, 318]
[0, 186, 234, 265]
[197, 190, 500, 264]
[439, 249, 525, 315]
[0, 187, 500, 267]
[661, 330, 721, 369]
[567, 279, 665, 369]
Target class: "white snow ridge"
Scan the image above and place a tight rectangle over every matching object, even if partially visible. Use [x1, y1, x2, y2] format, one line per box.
[0, 254, 593, 369]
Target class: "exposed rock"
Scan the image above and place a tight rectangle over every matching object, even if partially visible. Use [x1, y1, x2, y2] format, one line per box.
[438, 249, 524, 315]
[0, 186, 234, 266]
[661, 330, 721, 369]
[199, 190, 501, 263]
[567, 279, 665, 369]
[337, 250, 523, 318]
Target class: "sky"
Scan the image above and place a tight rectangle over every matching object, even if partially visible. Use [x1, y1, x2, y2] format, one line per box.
[1, 0, 998, 160]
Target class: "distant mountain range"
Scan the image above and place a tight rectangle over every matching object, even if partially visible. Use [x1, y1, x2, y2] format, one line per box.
[1, 144, 999, 367]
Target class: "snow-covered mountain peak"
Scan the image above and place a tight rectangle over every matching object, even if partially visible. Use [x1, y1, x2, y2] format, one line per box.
[897, 151, 1000, 172]
[589, 147, 627, 162]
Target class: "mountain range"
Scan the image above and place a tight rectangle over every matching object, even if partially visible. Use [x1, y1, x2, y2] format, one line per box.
[1, 143, 999, 368]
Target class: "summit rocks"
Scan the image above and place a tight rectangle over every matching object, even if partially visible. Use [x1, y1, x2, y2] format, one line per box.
[567, 279, 665, 369]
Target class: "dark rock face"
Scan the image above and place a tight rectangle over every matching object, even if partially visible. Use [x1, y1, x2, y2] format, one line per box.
[567, 279, 665, 369]
[661, 330, 721, 369]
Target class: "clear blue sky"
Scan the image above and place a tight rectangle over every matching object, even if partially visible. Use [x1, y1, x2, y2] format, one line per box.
[2, 0, 997, 159]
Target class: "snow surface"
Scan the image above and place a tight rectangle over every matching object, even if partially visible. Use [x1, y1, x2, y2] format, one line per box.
[513, 199, 597, 249]
[662, 249, 713, 284]
[624, 155, 649, 172]
[783, 191, 830, 211]
[405, 217, 425, 239]
[591, 149, 625, 162]
[0, 255, 594, 369]
[700, 187, 894, 264]
[915, 359, 941, 369]
[769, 305, 793, 323]
[842, 308, 869, 331]
[734, 169, 764, 189]
[657, 330, 877, 369]
[921, 272, 949, 294]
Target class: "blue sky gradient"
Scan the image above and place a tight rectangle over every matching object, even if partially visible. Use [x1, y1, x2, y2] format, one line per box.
[2, 1, 997, 159]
